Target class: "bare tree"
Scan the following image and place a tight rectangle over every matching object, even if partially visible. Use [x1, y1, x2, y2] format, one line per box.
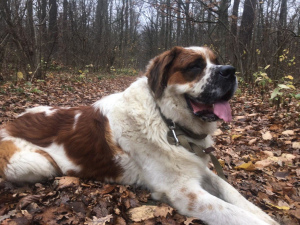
[0, 0, 299, 82]
[49, 0, 58, 56]
[239, 0, 257, 80]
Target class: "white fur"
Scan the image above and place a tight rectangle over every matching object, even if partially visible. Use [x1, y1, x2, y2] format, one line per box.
[5, 150, 57, 183]
[3, 137, 81, 182]
[18, 106, 57, 117]
[73, 112, 82, 130]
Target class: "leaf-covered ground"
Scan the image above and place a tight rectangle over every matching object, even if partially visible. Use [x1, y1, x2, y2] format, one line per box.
[0, 73, 299, 225]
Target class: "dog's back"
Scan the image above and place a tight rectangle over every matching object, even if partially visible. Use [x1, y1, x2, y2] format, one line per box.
[0, 105, 122, 183]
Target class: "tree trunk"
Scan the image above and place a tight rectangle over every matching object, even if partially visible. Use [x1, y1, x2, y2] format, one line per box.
[26, 0, 36, 79]
[240, 0, 257, 49]
[274, 0, 288, 79]
[231, 0, 240, 37]
[239, 0, 257, 80]
[176, 1, 181, 45]
[230, 0, 240, 66]
[63, 0, 68, 65]
[218, 0, 230, 61]
[49, 0, 58, 56]
[184, 1, 190, 46]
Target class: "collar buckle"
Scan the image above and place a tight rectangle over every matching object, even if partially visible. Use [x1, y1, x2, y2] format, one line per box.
[169, 122, 180, 146]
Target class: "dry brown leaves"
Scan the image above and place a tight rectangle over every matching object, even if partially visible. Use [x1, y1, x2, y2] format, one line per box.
[213, 91, 300, 225]
[0, 73, 299, 224]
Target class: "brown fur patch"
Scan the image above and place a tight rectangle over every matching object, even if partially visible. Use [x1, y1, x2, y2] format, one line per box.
[0, 140, 19, 177]
[105, 120, 124, 155]
[146, 47, 180, 98]
[180, 187, 187, 193]
[6, 106, 123, 181]
[203, 47, 218, 64]
[208, 204, 213, 210]
[187, 192, 197, 201]
[167, 72, 187, 85]
[66, 170, 77, 176]
[147, 47, 208, 96]
[187, 192, 197, 211]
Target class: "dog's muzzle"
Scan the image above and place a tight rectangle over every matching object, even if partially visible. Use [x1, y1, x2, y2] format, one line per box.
[186, 65, 237, 122]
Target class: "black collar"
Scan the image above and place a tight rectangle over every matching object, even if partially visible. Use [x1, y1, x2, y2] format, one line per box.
[158, 107, 207, 141]
[158, 107, 226, 181]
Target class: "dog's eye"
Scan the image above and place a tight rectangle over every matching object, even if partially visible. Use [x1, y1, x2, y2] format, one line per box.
[189, 65, 203, 70]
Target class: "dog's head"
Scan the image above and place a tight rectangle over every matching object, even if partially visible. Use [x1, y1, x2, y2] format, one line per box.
[146, 46, 237, 124]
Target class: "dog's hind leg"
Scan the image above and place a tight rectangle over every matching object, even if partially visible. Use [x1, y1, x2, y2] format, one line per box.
[0, 140, 58, 183]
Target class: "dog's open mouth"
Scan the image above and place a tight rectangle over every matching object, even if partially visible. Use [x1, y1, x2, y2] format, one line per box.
[185, 96, 232, 122]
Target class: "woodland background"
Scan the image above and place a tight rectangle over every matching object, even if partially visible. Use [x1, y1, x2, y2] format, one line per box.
[0, 0, 299, 83]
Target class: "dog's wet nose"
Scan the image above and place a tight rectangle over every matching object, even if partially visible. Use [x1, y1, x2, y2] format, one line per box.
[219, 65, 236, 78]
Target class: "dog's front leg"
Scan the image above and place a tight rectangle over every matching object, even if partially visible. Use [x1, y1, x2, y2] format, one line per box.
[164, 179, 273, 225]
[200, 168, 279, 225]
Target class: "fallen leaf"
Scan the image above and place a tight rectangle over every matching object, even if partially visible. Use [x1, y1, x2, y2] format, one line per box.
[292, 142, 300, 149]
[262, 131, 272, 140]
[270, 124, 281, 131]
[280, 153, 296, 162]
[268, 156, 279, 163]
[184, 217, 198, 225]
[235, 128, 246, 132]
[55, 176, 80, 190]
[231, 134, 242, 140]
[267, 203, 290, 210]
[128, 205, 157, 222]
[153, 205, 174, 217]
[115, 217, 126, 225]
[235, 161, 256, 171]
[291, 209, 300, 220]
[218, 159, 225, 167]
[0, 210, 17, 223]
[262, 151, 274, 157]
[16, 195, 42, 210]
[248, 113, 258, 117]
[296, 168, 300, 176]
[100, 184, 116, 195]
[278, 200, 290, 208]
[235, 116, 246, 121]
[281, 130, 294, 136]
[274, 171, 289, 179]
[255, 159, 272, 169]
[213, 129, 222, 136]
[248, 138, 257, 145]
[85, 215, 113, 225]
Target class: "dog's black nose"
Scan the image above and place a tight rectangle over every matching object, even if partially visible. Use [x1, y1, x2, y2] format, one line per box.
[219, 65, 236, 78]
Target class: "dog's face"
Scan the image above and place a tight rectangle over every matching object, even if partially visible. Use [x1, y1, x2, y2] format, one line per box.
[146, 46, 237, 123]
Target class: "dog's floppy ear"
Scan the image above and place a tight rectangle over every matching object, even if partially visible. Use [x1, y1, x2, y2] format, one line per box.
[146, 46, 182, 99]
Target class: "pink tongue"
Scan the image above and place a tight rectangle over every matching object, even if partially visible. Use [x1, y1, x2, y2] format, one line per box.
[190, 100, 232, 122]
[213, 101, 232, 122]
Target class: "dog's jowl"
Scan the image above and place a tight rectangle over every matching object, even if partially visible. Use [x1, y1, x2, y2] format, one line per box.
[0, 46, 278, 225]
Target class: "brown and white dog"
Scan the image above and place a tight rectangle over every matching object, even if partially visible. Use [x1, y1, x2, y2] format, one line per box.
[0, 47, 278, 225]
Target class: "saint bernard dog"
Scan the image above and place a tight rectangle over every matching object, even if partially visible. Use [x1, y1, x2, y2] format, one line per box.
[0, 47, 278, 225]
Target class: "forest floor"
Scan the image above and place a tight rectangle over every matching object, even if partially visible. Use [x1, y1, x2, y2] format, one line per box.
[0, 73, 299, 225]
